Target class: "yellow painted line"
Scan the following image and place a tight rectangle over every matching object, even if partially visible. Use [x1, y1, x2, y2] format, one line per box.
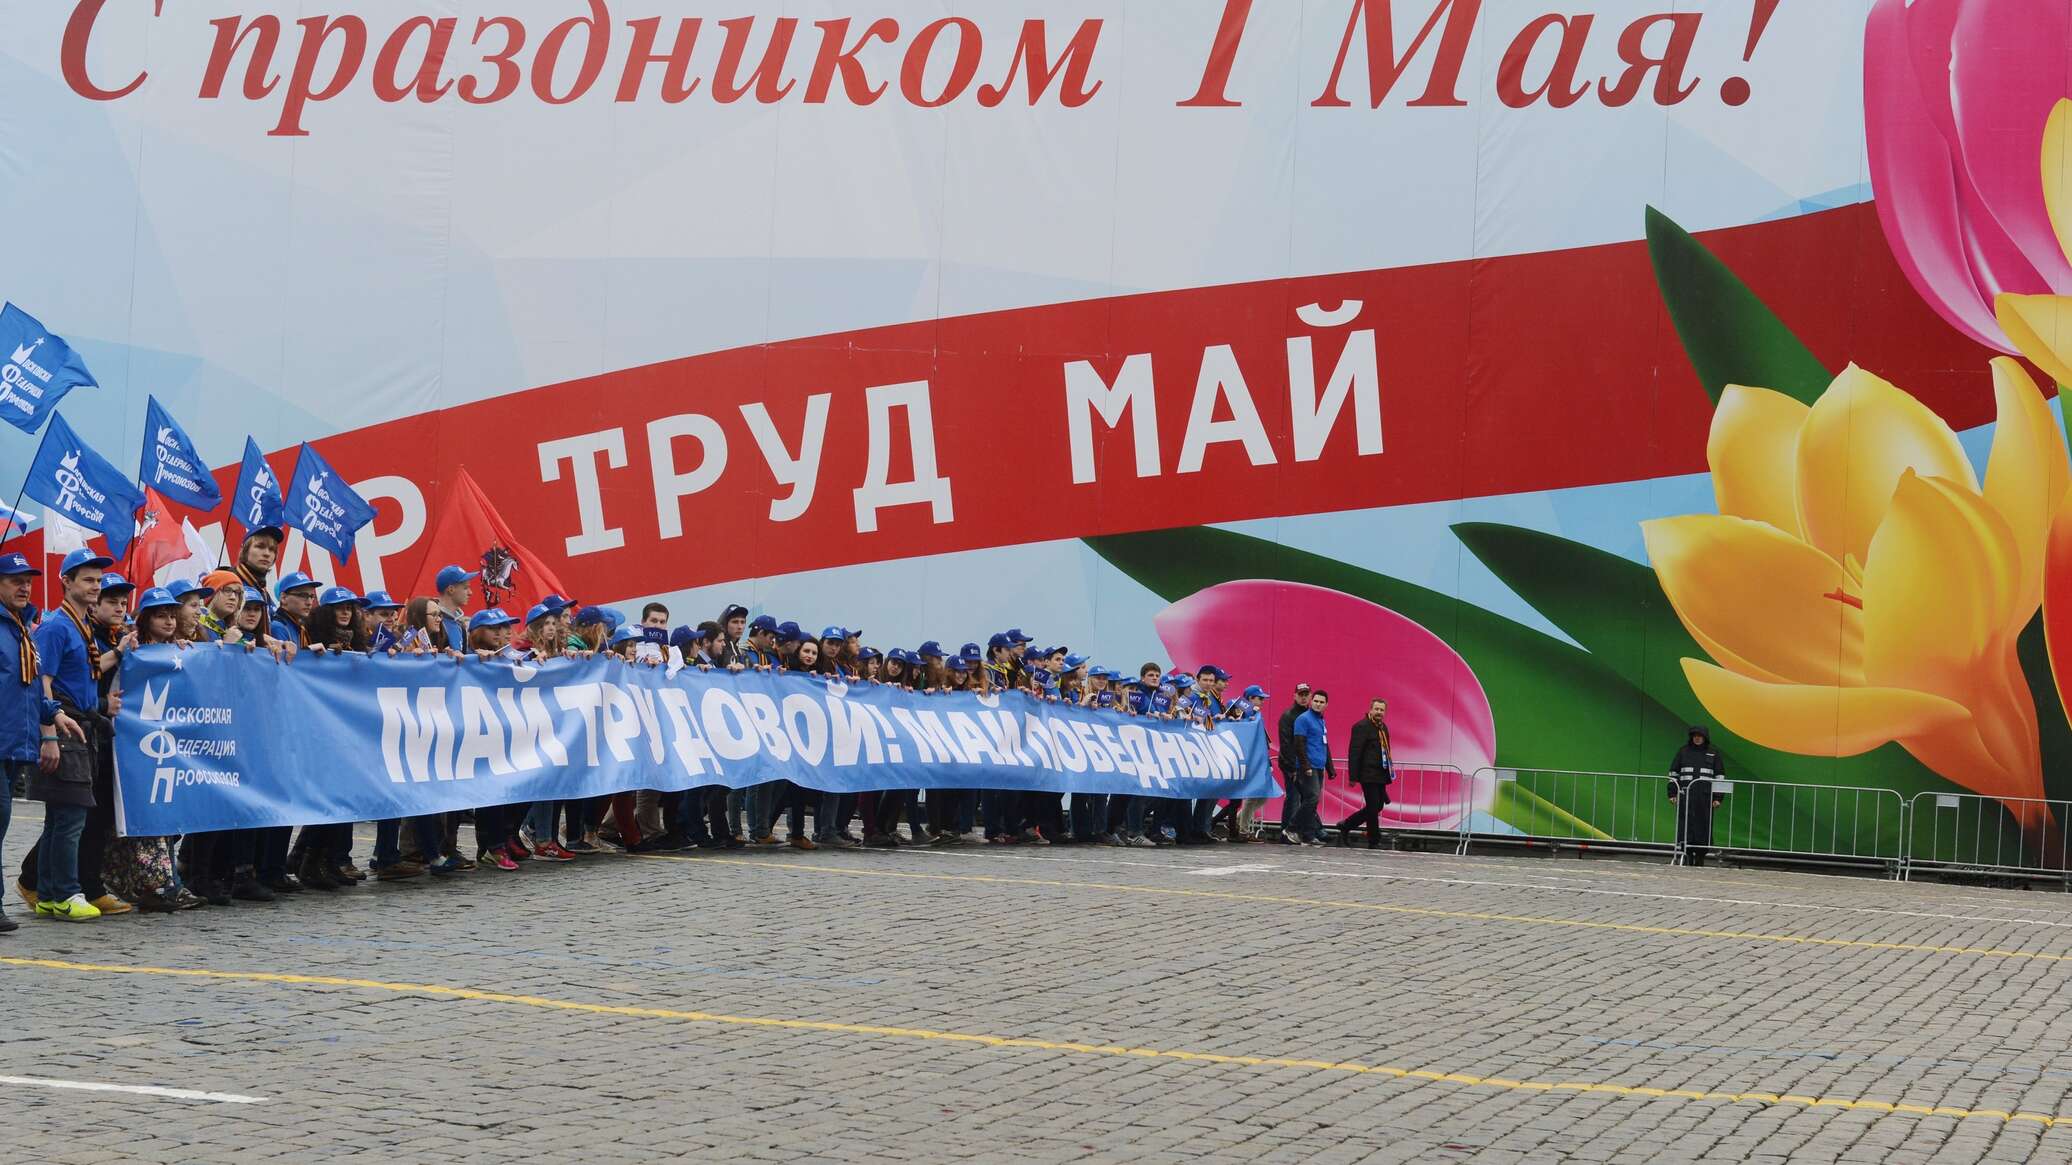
[0, 952, 2060, 1127]
[637, 854, 2072, 965]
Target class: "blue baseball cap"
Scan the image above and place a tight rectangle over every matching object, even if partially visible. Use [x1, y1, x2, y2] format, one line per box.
[820, 625, 848, 641]
[469, 607, 517, 630]
[1005, 628, 1032, 644]
[96, 571, 135, 596]
[361, 589, 402, 611]
[748, 614, 778, 634]
[435, 565, 479, 591]
[1197, 664, 1231, 681]
[987, 632, 1013, 650]
[917, 640, 944, 659]
[609, 625, 643, 646]
[857, 646, 882, 662]
[0, 552, 39, 576]
[1168, 673, 1195, 689]
[947, 655, 970, 673]
[242, 523, 285, 542]
[524, 602, 556, 626]
[959, 642, 982, 660]
[541, 593, 577, 612]
[887, 648, 911, 665]
[1064, 653, 1089, 670]
[776, 621, 803, 643]
[241, 586, 268, 606]
[318, 586, 361, 607]
[133, 586, 179, 614]
[574, 606, 612, 626]
[60, 548, 114, 576]
[167, 577, 214, 601]
[275, 571, 318, 598]
[1243, 684, 1268, 699]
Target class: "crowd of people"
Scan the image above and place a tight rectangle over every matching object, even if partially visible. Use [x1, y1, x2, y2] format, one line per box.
[0, 524, 1397, 929]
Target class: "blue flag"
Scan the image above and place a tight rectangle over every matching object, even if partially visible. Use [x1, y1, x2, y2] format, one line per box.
[24, 412, 145, 556]
[232, 437, 284, 533]
[139, 396, 223, 512]
[0, 304, 97, 434]
[284, 442, 375, 563]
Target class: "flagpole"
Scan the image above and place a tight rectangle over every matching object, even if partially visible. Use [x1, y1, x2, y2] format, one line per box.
[10, 420, 49, 609]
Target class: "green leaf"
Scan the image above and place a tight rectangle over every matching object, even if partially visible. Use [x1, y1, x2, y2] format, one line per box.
[1083, 526, 1685, 776]
[1646, 206, 1831, 405]
[1488, 780, 1612, 842]
[2020, 613, 2072, 805]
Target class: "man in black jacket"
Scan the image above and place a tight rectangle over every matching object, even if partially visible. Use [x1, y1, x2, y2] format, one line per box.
[1669, 725, 1726, 866]
[1336, 699, 1393, 847]
[1276, 685, 1315, 843]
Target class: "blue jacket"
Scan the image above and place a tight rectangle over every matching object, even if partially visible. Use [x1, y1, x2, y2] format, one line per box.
[0, 612, 44, 762]
[1294, 708, 1331, 773]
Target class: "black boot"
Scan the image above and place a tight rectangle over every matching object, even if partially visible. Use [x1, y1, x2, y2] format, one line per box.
[297, 850, 340, 891]
[1335, 825, 1352, 847]
[230, 868, 274, 902]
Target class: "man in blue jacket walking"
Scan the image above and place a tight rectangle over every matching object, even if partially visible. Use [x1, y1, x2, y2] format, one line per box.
[0, 552, 85, 932]
[1286, 691, 1332, 846]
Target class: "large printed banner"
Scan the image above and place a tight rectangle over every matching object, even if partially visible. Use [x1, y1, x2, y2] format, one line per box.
[111, 646, 1278, 836]
[18, 1, 2072, 863]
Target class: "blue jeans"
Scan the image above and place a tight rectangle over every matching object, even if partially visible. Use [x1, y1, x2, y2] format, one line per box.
[374, 816, 443, 867]
[0, 761, 16, 896]
[1284, 772, 1323, 839]
[35, 803, 88, 902]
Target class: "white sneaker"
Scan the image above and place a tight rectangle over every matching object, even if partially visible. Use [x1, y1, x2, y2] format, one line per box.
[1123, 834, 1156, 848]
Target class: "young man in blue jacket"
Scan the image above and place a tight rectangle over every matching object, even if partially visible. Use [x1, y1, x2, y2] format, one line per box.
[21, 549, 115, 920]
[0, 553, 85, 932]
[1287, 690, 1332, 846]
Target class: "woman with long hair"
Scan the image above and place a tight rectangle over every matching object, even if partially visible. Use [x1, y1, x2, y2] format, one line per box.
[467, 609, 526, 871]
[286, 588, 371, 891]
[402, 596, 444, 653]
[517, 605, 580, 862]
[103, 590, 206, 912]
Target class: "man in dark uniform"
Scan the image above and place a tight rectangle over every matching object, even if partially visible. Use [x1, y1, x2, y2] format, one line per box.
[1669, 725, 1726, 867]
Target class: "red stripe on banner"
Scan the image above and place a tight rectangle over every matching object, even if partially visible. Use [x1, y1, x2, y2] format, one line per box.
[185, 202, 2004, 598]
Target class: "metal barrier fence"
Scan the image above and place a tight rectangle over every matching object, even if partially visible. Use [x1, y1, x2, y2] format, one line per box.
[1238, 756, 2072, 884]
[1701, 778, 1907, 873]
[1250, 761, 1470, 850]
[1902, 792, 2072, 883]
[1469, 767, 1679, 855]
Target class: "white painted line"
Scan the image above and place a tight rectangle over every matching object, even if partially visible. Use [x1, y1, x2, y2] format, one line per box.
[1189, 864, 1282, 877]
[913, 848, 2072, 930]
[0, 1074, 268, 1104]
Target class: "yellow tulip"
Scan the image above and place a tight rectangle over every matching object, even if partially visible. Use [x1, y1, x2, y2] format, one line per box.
[1643, 360, 2069, 813]
[1996, 99, 2072, 390]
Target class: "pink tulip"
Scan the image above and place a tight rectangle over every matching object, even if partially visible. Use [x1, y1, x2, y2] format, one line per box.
[1153, 580, 1496, 827]
[1865, 0, 2072, 351]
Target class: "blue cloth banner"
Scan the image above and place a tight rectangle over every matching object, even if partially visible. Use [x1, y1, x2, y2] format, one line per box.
[232, 437, 284, 532]
[24, 412, 145, 556]
[0, 303, 96, 434]
[283, 441, 374, 562]
[112, 646, 1279, 836]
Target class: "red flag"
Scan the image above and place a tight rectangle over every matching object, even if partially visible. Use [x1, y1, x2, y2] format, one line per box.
[403, 468, 570, 616]
[125, 488, 188, 586]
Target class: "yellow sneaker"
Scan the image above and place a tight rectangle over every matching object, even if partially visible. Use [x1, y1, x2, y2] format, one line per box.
[45, 894, 102, 922]
[90, 894, 134, 916]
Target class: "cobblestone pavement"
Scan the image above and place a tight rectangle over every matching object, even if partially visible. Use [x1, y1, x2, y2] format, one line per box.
[5, 809, 2072, 1163]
